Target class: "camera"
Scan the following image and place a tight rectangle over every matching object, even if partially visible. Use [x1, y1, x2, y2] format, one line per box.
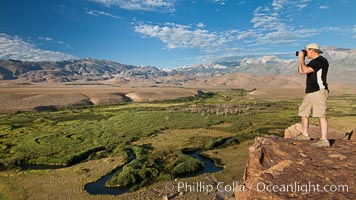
[296, 49, 307, 57]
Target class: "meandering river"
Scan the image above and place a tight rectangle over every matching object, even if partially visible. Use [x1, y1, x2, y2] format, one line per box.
[20, 149, 224, 196]
[84, 150, 223, 195]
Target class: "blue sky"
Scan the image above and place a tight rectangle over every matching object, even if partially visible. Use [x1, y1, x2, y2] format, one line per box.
[1, 0, 355, 68]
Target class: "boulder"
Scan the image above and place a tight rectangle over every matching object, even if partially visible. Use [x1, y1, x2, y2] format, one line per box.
[235, 136, 355, 199]
[284, 123, 353, 140]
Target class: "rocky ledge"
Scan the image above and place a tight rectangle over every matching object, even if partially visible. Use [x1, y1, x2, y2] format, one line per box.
[235, 124, 355, 199]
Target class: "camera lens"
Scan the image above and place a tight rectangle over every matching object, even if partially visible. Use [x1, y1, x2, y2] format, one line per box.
[295, 50, 307, 57]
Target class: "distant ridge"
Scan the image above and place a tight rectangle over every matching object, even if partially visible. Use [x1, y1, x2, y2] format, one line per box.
[0, 58, 164, 83]
[0, 46, 355, 84]
[170, 46, 356, 83]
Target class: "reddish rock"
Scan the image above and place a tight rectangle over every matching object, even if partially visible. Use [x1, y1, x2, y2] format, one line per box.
[235, 136, 355, 199]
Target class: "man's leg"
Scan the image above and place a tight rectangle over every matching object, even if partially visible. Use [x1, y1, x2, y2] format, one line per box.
[301, 116, 309, 136]
[311, 117, 329, 147]
[296, 94, 311, 140]
[319, 117, 328, 140]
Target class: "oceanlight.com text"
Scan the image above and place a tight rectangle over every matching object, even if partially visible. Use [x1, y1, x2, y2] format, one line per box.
[255, 181, 349, 195]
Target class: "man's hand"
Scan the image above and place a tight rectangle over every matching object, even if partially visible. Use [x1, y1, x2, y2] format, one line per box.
[298, 51, 305, 64]
[298, 50, 314, 74]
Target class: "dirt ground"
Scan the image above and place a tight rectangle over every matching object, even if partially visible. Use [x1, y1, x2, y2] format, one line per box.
[0, 83, 199, 113]
[1, 81, 354, 113]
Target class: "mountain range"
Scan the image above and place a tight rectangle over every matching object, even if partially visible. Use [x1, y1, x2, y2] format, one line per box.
[0, 46, 355, 86]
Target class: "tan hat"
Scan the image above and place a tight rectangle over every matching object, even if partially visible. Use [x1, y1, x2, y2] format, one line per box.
[306, 43, 323, 53]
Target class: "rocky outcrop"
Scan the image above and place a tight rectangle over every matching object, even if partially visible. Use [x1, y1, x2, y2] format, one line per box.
[235, 136, 355, 199]
[284, 123, 354, 140]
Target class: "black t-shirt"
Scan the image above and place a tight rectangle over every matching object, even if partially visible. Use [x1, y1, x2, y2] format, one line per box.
[305, 56, 329, 93]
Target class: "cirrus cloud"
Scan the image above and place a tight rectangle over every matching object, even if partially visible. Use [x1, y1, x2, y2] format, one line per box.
[86, 9, 121, 19]
[246, 0, 319, 45]
[211, 0, 228, 5]
[90, 0, 176, 12]
[0, 33, 78, 61]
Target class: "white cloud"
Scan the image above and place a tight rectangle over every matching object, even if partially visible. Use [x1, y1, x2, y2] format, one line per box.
[134, 22, 231, 52]
[236, 30, 259, 41]
[251, 7, 283, 31]
[0, 33, 78, 61]
[38, 37, 53, 41]
[133, 0, 323, 60]
[90, 0, 176, 12]
[244, 0, 320, 45]
[272, 0, 311, 11]
[211, 0, 227, 5]
[257, 28, 319, 45]
[38, 36, 70, 48]
[319, 5, 330, 9]
[196, 22, 206, 28]
[86, 9, 121, 19]
[133, 0, 354, 64]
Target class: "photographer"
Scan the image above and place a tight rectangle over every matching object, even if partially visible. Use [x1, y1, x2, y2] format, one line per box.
[295, 43, 330, 147]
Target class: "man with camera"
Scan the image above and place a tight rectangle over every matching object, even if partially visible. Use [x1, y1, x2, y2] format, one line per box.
[295, 43, 330, 147]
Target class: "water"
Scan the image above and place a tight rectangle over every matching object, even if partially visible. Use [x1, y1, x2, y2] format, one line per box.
[84, 150, 135, 195]
[190, 151, 223, 174]
[20, 150, 224, 196]
[84, 150, 223, 195]
[175, 151, 223, 178]
[84, 166, 131, 195]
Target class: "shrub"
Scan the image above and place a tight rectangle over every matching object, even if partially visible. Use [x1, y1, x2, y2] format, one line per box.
[172, 156, 204, 175]
[107, 158, 159, 187]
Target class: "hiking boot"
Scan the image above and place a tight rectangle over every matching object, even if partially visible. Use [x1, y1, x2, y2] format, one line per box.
[311, 139, 330, 148]
[294, 134, 311, 141]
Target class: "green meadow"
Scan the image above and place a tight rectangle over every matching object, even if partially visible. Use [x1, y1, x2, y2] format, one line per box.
[0, 90, 355, 195]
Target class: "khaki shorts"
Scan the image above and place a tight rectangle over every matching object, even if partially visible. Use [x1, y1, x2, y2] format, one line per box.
[298, 89, 328, 118]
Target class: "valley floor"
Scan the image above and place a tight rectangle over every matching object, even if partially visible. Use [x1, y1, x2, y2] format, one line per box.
[0, 85, 355, 199]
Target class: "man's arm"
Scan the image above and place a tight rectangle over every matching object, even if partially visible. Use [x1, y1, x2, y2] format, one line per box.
[298, 64, 304, 74]
[298, 52, 314, 74]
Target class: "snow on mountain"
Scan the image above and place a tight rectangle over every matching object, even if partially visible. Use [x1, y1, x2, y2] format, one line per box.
[173, 46, 356, 83]
[178, 62, 228, 70]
